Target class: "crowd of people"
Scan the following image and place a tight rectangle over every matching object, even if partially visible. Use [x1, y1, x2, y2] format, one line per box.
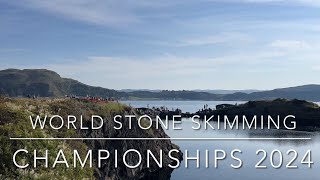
[65, 95, 117, 103]
[26, 94, 117, 103]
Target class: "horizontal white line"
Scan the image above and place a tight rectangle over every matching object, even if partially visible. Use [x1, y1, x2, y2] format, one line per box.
[9, 137, 312, 140]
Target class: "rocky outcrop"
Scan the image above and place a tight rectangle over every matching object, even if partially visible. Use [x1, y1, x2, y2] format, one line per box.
[0, 97, 182, 179]
[193, 99, 320, 131]
[82, 108, 182, 180]
[136, 107, 182, 120]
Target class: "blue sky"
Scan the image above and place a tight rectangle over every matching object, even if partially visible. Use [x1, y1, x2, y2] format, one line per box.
[0, 0, 320, 90]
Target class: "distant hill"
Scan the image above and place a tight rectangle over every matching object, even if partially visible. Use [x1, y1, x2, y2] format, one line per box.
[126, 90, 223, 100]
[126, 85, 320, 101]
[121, 89, 261, 94]
[119, 89, 162, 93]
[0, 69, 319, 101]
[193, 89, 261, 94]
[0, 69, 125, 98]
[223, 85, 320, 101]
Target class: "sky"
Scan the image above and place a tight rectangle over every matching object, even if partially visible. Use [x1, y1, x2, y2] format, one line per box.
[0, 0, 320, 90]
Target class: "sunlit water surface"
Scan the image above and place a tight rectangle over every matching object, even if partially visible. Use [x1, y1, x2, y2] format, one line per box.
[122, 101, 320, 180]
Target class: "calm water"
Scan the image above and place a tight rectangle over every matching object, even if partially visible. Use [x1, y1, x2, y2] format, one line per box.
[122, 101, 320, 180]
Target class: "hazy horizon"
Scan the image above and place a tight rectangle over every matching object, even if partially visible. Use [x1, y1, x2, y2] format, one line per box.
[2, 67, 319, 92]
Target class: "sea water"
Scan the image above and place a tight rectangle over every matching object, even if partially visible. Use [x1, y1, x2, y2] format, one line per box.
[122, 100, 320, 180]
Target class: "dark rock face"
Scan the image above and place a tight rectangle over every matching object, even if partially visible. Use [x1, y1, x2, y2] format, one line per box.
[80, 109, 182, 180]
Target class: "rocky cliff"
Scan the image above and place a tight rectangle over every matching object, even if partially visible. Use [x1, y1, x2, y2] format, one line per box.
[0, 97, 182, 179]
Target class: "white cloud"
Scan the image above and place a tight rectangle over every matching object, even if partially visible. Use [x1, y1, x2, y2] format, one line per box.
[47, 55, 218, 77]
[269, 40, 311, 50]
[8, 0, 320, 28]
[34, 36, 320, 89]
[10, 0, 193, 27]
[14, 0, 141, 26]
[38, 50, 300, 88]
[173, 33, 252, 46]
[150, 32, 252, 47]
[1, 44, 319, 90]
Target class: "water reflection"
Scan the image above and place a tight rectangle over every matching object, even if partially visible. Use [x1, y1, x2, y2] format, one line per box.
[165, 119, 320, 180]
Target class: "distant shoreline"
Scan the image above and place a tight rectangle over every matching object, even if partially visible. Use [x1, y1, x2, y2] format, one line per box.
[1, 69, 320, 102]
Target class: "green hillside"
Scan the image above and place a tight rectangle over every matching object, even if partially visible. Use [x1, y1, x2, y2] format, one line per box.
[0, 69, 125, 98]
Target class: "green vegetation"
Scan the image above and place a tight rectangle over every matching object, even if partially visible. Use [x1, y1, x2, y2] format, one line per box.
[0, 97, 130, 179]
[197, 99, 320, 130]
[0, 69, 125, 98]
